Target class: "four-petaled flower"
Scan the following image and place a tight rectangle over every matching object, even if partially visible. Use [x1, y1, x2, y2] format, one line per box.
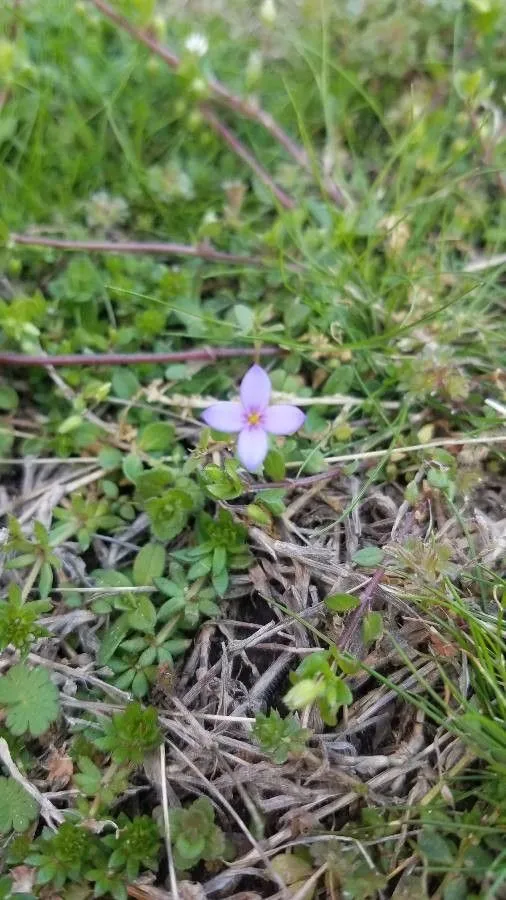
[201, 364, 305, 472]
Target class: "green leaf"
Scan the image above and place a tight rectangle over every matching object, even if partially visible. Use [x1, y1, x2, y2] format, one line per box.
[128, 596, 157, 633]
[102, 478, 119, 499]
[256, 488, 286, 516]
[352, 546, 384, 567]
[252, 710, 310, 764]
[443, 875, 468, 900]
[93, 569, 132, 592]
[98, 447, 123, 470]
[74, 756, 102, 796]
[212, 567, 229, 597]
[0, 384, 19, 411]
[132, 670, 149, 697]
[95, 702, 161, 764]
[325, 593, 360, 613]
[326, 677, 353, 709]
[247, 503, 272, 526]
[232, 303, 254, 333]
[138, 422, 175, 452]
[298, 449, 327, 474]
[212, 546, 227, 577]
[304, 407, 327, 435]
[0, 664, 59, 736]
[38, 562, 53, 600]
[271, 852, 313, 887]
[5, 553, 36, 570]
[0, 776, 38, 832]
[58, 414, 83, 435]
[419, 829, 457, 867]
[0, 875, 14, 898]
[427, 467, 450, 490]
[98, 614, 130, 665]
[112, 370, 140, 400]
[176, 832, 205, 861]
[201, 462, 242, 500]
[133, 543, 166, 586]
[362, 612, 383, 645]
[0, 582, 50, 653]
[122, 453, 144, 483]
[323, 365, 355, 394]
[134, 468, 173, 502]
[0, 429, 14, 456]
[284, 678, 326, 710]
[165, 364, 189, 380]
[145, 489, 193, 541]
[263, 448, 286, 481]
[332, 650, 360, 675]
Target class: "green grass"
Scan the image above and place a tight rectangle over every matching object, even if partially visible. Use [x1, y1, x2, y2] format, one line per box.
[1, 0, 506, 897]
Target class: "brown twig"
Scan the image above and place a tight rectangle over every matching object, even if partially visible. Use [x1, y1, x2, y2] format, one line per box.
[89, 0, 295, 209]
[10, 233, 264, 265]
[0, 346, 281, 368]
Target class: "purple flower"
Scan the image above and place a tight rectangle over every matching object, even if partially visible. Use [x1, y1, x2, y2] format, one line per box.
[201, 364, 305, 472]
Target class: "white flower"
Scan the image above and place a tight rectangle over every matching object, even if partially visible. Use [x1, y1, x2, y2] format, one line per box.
[259, 0, 277, 25]
[146, 163, 194, 202]
[86, 191, 129, 230]
[184, 33, 209, 57]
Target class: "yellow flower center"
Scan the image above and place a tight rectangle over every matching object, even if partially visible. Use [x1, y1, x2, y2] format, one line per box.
[247, 411, 261, 426]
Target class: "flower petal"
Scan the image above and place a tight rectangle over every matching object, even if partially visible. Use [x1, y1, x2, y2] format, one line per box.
[264, 404, 305, 435]
[201, 402, 243, 432]
[240, 364, 271, 412]
[237, 427, 268, 472]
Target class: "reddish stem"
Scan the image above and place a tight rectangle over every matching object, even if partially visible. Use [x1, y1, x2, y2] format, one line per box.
[0, 346, 281, 368]
[246, 464, 342, 493]
[200, 106, 295, 209]
[89, 0, 348, 207]
[91, 0, 180, 66]
[10, 233, 263, 265]
[207, 81, 348, 207]
[89, 0, 295, 210]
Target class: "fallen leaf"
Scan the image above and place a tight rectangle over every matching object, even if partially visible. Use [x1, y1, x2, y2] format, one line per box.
[428, 628, 458, 658]
[10, 865, 36, 894]
[46, 749, 74, 787]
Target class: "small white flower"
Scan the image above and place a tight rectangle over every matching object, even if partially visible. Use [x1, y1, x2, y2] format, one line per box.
[184, 33, 209, 57]
[147, 163, 194, 202]
[259, 0, 277, 25]
[86, 191, 129, 230]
